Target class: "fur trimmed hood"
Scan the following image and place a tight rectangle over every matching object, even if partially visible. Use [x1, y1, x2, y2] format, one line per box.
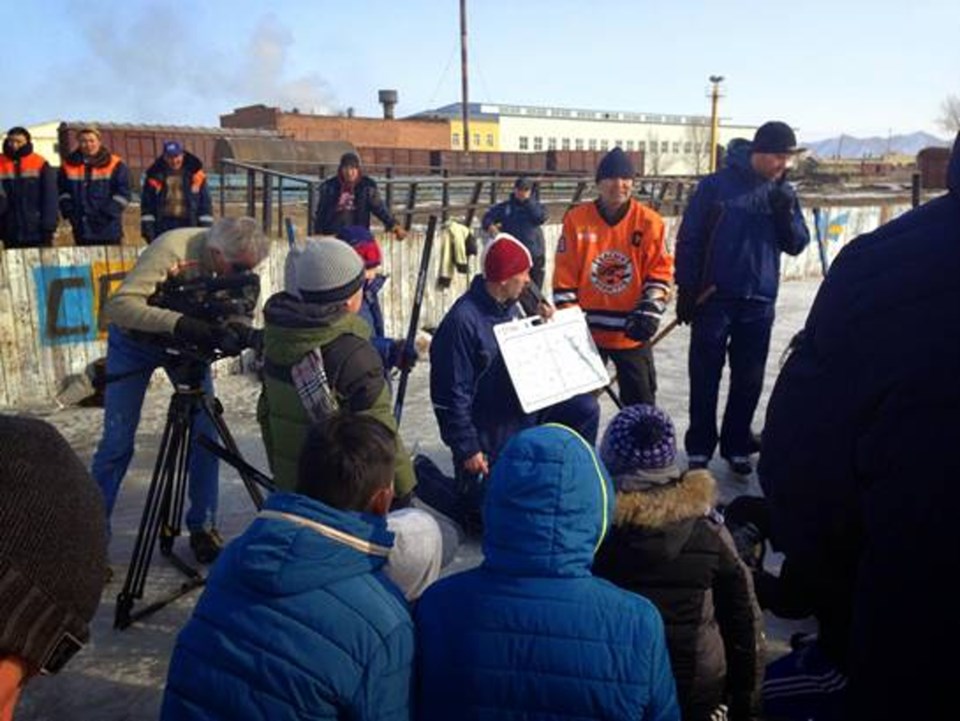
[613, 469, 717, 529]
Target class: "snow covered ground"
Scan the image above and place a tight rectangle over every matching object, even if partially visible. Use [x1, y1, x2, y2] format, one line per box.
[12, 278, 821, 720]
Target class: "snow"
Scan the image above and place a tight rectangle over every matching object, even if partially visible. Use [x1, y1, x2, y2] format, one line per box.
[12, 278, 822, 720]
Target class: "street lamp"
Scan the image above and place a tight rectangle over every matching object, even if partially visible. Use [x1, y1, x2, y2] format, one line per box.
[708, 75, 725, 173]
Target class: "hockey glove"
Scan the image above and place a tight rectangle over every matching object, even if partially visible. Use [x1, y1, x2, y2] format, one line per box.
[676, 286, 697, 325]
[624, 297, 666, 342]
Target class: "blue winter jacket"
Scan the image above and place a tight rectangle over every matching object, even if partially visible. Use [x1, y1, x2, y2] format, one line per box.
[415, 425, 680, 720]
[161, 492, 414, 721]
[429, 274, 527, 464]
[675, 139, 809, 302]
[757, 133, 960, 721]
[361, 273, 396, 370]
[58, 147, 131, 244]
[481, 193, 548, 258]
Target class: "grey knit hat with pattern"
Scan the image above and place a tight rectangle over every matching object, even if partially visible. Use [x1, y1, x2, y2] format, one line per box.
[296, 237, 365, 305]
[0, 415, 108, 674]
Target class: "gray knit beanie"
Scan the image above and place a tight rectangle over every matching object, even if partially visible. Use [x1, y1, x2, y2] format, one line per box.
[0, 415, 108, 674]
[296, 237, 365, 305]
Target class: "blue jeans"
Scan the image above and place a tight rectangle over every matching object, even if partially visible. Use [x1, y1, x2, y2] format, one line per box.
[91, 325, 219, 533]
[686, 299, 774, 461]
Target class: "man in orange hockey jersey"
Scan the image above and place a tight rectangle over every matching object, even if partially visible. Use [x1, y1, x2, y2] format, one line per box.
[552, 147, 673, 406]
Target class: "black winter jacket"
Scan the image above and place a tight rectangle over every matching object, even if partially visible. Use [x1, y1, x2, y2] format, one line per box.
[140, 152, 213, 240]
[313, 173, 396, 235]
[594, 470, 763, 721]
[0, 142, 58, 247]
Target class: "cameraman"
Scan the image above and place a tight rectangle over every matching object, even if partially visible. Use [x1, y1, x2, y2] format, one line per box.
[91, 217, 273, 566]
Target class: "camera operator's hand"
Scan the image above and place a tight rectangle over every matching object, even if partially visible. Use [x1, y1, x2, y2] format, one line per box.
[174, 316, 220, 351]
[226, 322, 263, 354]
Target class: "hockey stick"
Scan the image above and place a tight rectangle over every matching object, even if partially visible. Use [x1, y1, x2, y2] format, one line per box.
[647, 284, 717, 348]
[394, 215, 438, 423]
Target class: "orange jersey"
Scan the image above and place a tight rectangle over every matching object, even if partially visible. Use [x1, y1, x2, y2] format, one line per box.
[553, 199, 673, 350]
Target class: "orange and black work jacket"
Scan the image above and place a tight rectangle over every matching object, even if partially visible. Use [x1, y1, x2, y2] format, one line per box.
[140, 151, 213, 242]
[553, 198, 674, 351]
[0, 143, 58, 248]
[58, 147, 131, 245]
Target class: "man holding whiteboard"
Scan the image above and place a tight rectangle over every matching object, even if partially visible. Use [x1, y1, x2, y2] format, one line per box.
[428, 233, 600, 531]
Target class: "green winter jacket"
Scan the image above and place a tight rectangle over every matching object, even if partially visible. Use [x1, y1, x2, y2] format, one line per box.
[256, 292, 416, 495]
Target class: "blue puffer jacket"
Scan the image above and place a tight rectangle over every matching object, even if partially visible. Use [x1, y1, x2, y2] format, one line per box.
[481, 194, 548, 258]
[675, 139, 809, 302]
[161, 492, 414, 721]
[360, 273, 396, 370]
[429, 274, 526, 464]
[757, 133, 960, 721]
[415, 425, 680, 720]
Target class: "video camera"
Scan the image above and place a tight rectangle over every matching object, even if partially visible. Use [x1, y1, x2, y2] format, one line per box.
[147, 271, 263, 359]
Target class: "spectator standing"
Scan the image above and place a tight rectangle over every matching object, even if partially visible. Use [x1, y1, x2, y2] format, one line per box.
[0, 126, 58, 248]
[58, 126, 131, 245]
[140, 140, 213, 242]
[674, 121, 809, 475]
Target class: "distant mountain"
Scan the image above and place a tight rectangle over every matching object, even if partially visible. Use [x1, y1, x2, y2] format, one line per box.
[802, 131, 951, 159]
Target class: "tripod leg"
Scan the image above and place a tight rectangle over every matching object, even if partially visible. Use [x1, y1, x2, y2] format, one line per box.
[115, 394, 187, 629]
[201, 395, 265, 509]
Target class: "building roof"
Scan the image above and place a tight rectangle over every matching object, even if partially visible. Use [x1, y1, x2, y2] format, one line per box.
[410, 101, 728, 126]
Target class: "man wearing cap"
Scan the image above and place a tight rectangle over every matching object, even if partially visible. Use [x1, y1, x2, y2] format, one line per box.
[553, 147, 674, 407]
[313, 151, 406, 239]
[0, 126, 59, 248]
[675, 121, 809, 476]
[58, 126, 131, 245]
[428, 232, 600, 531]
[258, 236, 416, 499]
[0, 415, 108, 719]
[481, 175, 548, 288]
[140, 141, 213, 243]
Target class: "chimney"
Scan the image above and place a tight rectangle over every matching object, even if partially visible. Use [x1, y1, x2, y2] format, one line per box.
[378, 89, 398, 119]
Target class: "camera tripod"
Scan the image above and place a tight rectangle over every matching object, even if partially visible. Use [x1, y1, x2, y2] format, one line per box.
[114, 354, 272, 630]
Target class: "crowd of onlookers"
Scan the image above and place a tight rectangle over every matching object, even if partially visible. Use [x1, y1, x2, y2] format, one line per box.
[1, 124, 958, 721]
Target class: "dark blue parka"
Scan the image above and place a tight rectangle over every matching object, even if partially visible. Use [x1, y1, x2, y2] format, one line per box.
[481, 193, 548, 258]
[758, 134, 960, 721]
[415, 425, 680, 721]
[429, 274, 526, 464]
[162, 491, 414, 721]
[58, 147, 131, 245]
[140, 151, 213, 241]
[0, 142, 58, 247]
[675, 139, 809, 301]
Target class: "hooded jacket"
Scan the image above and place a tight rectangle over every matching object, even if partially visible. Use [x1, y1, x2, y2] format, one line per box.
[140, 151, 213, 240]
[758, 132, 960, 720]
[0, 141, 58, 247]
[161, 491, 414, 721]
[58, 146, 131, 244]
[257, 292, 415, 496]
[594, 470, 763, 721]
[415, 425, 680, 720]
[675, 139, 809, 301]
[314, 172, 397, 235]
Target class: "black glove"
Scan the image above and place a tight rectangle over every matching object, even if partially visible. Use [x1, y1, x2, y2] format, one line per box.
[141, 220, 155, 243]
[768, 179, 794, 218]
[390, 339, 418, 372]
[174, 316, 219, 350]
[676, 286, 697, 325]
[624, 298, 666, 342]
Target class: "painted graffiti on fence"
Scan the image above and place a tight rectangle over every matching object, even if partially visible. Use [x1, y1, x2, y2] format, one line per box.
[32, 259, 135, 345]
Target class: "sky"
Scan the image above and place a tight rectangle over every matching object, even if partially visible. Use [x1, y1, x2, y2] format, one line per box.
[3, 0, 957, 142]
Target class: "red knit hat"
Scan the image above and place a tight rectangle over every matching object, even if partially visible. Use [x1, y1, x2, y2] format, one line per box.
[484, 233, 532, 282]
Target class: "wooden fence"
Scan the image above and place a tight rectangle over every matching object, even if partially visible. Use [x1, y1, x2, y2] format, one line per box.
[0, 199, 915, 408]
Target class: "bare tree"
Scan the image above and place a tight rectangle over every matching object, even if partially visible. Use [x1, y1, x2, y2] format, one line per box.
[687, 123, 711, 175]
[938, 94, 960, 134]
[646, 134, 662, 175]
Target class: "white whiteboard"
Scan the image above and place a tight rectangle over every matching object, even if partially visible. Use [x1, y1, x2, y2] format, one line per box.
[494, 307, 610, 414]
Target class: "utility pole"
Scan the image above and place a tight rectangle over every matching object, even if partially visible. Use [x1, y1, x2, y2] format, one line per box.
[708, 75, 724, 172]
[460, 0, 470, 153]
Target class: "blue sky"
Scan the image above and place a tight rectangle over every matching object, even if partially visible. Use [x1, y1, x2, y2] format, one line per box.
[3, 0, 956, 141]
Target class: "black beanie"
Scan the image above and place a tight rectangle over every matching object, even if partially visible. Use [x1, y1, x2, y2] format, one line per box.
[6, 126, 31, 142]
[596, 147, 636, 182]
[0, 415, 108, 674]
